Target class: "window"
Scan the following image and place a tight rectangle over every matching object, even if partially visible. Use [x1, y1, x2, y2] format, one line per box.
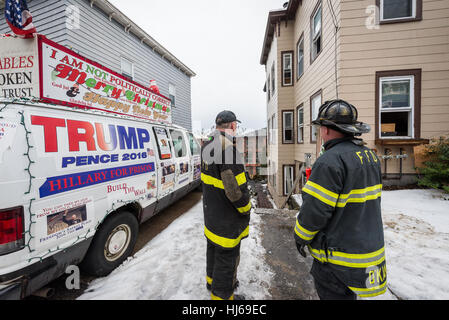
[297, 105, 304, 143]
[311, 2, 322, 63]
[310, 90, 322, 143]
[379, 0, 422, 22]
[170, 130, 187, 158]
[376, 69, 423, 139]
[282, 51, 293, 86]
[282, 110, 294, 144]
[120, 57, 134, 80]
[297, 34, 304, 79]
[283, 165, 295, 196]
[267, 118, 271, 145]
[169, 83, 176, 108]
[267, 75, 271, 100]
[271, 62, 275, 94]
[188, 133, 201, 156]
[271, 114, 277, 145]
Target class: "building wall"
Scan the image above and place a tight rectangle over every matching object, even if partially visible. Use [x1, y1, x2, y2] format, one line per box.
[338, 0, 449, 175]
[264, 0, 449, 206]
[0, 0, 193, 130]
[267, 0, 341, 207]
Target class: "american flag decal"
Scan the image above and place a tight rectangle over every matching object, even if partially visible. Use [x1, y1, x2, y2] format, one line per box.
[4, 0, 37, 38]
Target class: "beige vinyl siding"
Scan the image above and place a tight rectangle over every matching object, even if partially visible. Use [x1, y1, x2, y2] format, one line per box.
[292, 0, 341, 165]
[276, 21, 296, 198]
[339, 0, 449, 174]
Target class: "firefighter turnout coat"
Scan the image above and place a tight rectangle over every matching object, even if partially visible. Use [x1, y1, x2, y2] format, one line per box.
[201, 130, 251, 249]
[294, 137, 387, 298]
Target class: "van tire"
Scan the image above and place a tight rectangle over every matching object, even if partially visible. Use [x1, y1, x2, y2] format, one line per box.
[80, 211, 138, 277]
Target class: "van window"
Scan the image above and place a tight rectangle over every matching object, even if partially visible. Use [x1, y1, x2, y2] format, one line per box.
[153, 127, 172, 160]
[189, 133, 201, 156]
[170, 130, 187, 158]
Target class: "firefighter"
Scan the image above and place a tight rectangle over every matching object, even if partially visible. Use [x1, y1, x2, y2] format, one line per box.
[294, 99, 387, 300]
[201, 110, 251, 300]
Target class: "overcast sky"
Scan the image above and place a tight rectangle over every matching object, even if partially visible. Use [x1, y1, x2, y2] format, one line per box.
[108, 0, 286, 133]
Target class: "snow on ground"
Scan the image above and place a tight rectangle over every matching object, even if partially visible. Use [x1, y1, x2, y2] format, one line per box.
[78, 189, 449, 300]
[377, 189, 449, 300]
[78, 199, 273, 300]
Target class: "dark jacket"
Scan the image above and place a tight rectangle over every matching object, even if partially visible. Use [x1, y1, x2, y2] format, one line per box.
[294, 137, 387, 297]
[201, 130, 251, 249]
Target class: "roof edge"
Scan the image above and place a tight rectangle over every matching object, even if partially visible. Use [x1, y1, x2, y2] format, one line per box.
[260, 0, 300, 65]
[88, 0, 196, 77]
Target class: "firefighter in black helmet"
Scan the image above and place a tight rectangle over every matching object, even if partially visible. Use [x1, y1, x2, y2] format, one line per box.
[294, 99, 387, 300]
[201, 111, 251, 300]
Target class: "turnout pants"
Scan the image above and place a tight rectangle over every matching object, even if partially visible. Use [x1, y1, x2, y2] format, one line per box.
[206, 240, 240, 300]
[310, 259, 357, 300]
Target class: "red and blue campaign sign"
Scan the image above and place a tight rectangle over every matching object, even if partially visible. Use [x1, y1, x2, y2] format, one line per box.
[39, 162, 155, 198]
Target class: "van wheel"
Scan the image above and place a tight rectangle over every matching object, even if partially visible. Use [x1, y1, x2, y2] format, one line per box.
[80, 211, 138, 277]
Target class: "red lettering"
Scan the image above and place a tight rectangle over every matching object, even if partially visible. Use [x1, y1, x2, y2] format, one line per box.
[31, 116, 66, 152]
[49, 179, 62, 192]
[55, 64, 87, 85]
[50, 49, 58, 60]
[67, 120, 96, 152]
[27, 55, 34, 68]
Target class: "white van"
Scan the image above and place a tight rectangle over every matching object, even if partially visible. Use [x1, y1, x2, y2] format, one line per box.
[0, 99, 201, 299]
[0, 34, 201, 299]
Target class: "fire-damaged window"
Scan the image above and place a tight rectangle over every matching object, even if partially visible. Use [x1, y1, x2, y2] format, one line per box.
[120, 57, 134, 80]
[379, 75, 414, 138]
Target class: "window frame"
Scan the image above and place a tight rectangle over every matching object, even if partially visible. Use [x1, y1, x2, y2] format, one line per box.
[297, 104, 304, 144]
[296, 33, 305, 80]
[169, 129, 188, 158]
[375, 69, 422, 140]
[310, 1, 323, 64]
[271, 62, 276, 95]
[377, 0, 422, 24]
[282, 110, 295, 144]
[281, 51, 294, 87]
[283, 164, 295, 196]
[310, 89, 322, 144]
[169, 83, 176, 108]
[188, 133, 201, 156]
[120, 57, 134, 80]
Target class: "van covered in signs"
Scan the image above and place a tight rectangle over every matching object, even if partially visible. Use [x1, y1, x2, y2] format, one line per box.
[0, 35, 201, 299]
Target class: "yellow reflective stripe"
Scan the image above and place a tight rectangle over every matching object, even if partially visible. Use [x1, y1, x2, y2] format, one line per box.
[201, 173, 224, 189]
[337, 184, 382, 207]
[211, 292, 234, 300]
[206, 276, 213, 285]
[294, 221, 318, 241]
[308, 246, 386, 268]
[201, 172, 247, 190]
[302, 186, 337, 207]
[237, 201, 252, 213]
[307, 181, 339, 199]
[204, 226, 249, 248]
[235, 172, 247, 186]
[349, 282, 387, 298]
